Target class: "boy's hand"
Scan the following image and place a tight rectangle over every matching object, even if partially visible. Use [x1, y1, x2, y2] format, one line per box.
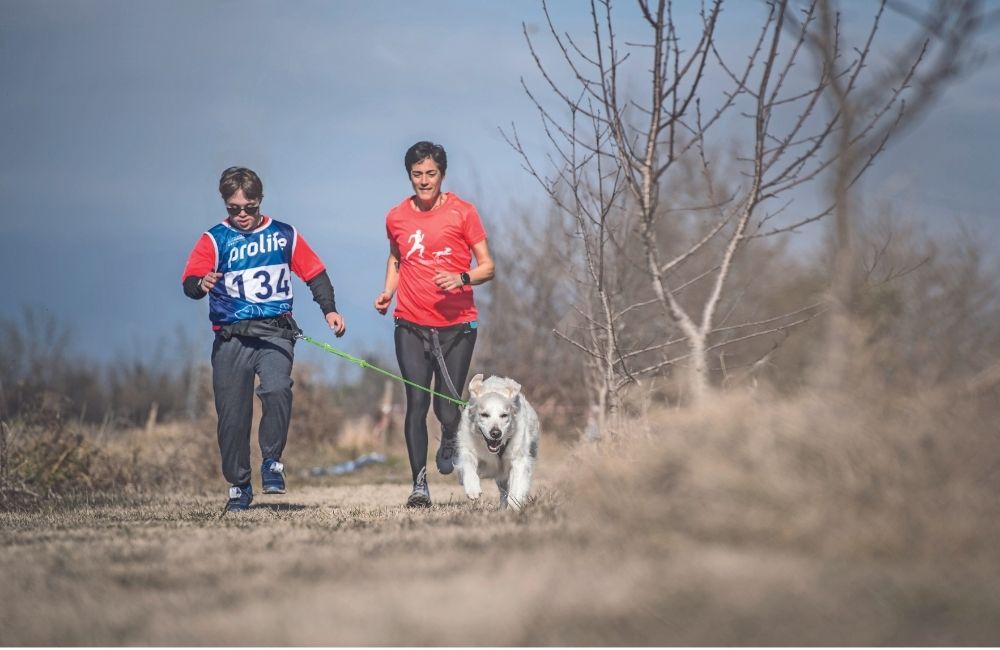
[326, 312, 346, 337]
[200, 271, 222, 293]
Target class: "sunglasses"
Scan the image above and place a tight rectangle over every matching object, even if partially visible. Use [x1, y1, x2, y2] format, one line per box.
[225, 203, 260, 216]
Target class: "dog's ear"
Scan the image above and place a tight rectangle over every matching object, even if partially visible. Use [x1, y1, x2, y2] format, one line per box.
[468, 373, 485, 399]
[501, 378, 522, 401]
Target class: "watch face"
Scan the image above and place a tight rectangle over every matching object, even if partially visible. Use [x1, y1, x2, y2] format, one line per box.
[461, 272, 471, 285]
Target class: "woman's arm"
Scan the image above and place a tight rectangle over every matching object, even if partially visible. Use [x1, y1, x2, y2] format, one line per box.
[468, 239, 495, 285]
[374, 243, 402, 314]
[433, 238, 496, 290]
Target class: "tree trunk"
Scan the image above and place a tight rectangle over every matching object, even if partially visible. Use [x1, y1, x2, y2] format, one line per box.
[688, 336, 710, 404]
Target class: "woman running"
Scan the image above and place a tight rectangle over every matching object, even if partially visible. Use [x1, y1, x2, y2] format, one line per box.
[374, 141, 495, 507]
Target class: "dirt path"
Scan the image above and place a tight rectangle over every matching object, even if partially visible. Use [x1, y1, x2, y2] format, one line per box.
[0, 476, 578, 646]
[3, 471, 1000, 645]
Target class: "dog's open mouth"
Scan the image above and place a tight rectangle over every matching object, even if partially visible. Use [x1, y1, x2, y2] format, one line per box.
[484, 435, 503, 454]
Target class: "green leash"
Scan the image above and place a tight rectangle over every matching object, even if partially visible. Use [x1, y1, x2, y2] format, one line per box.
[297, 333, 468, 407]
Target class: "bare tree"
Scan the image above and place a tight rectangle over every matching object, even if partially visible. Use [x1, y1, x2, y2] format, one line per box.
[801, 0, 989, 386]
[476, 205, 592, 432]
[504, 95, 633, 428]
[509, 0, 987, 411]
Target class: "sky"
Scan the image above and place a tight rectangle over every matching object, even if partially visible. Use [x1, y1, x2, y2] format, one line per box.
[2, 0, 997, 375]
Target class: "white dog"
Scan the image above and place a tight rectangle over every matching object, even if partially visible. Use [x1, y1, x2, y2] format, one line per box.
[455, 374, 540, 511]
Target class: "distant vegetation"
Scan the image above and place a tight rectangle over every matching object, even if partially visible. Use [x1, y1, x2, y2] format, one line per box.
[2, 0, 997, 516]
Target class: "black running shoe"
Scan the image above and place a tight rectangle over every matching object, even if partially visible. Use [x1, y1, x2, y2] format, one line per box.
[405, 467, 431, 508]
[436, 433, 459, 475]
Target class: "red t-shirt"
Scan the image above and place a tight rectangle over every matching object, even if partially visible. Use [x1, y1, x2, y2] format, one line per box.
[386, 192, 486, 327]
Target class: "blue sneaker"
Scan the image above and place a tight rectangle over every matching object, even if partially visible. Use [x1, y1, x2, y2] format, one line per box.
[261, 459, 286, 494]
[226, 484, 253, 512]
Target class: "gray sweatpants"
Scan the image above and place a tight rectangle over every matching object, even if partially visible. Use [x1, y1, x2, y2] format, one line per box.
[211, 334, 295, 486]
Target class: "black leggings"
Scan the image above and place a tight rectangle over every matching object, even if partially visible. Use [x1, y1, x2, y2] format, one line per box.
[394, 321, 477, 483]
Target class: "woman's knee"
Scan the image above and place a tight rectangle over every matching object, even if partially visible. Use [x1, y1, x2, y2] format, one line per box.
[405, 388, 432, 417]
[433, 398, 461, 431]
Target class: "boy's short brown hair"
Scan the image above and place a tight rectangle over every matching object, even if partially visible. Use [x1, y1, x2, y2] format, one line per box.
[219, 167, 263, 201]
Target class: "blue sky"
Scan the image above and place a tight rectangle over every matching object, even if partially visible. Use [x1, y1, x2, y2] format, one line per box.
[2, 1, 997, 373]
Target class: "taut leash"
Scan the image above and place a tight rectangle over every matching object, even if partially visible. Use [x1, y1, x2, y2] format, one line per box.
[296, 332, 468, 407]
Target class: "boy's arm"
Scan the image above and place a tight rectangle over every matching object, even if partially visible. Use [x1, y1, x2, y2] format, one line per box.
[181, 234, 217, 299]
[293, 232, 345, 337]
[305, 270, 337, 315]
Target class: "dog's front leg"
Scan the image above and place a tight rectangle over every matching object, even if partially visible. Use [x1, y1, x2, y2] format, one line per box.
[496, 476, 509, 510]
[456, 447, 482, 501]
[505, 459, 535, 512]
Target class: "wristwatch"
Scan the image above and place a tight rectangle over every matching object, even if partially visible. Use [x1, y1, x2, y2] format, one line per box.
[460, 272, 471, 286]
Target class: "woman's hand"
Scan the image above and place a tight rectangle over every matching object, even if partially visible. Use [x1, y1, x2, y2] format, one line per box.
[376, 246, 401, 314]
[433, 270, 464, 291]
[374, 291, 393, 315]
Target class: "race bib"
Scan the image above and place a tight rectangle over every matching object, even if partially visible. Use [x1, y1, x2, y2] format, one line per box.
[224, 264, 293, 303]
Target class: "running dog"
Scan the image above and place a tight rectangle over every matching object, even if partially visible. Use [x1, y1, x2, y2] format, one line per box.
[455, 374, 540, 511]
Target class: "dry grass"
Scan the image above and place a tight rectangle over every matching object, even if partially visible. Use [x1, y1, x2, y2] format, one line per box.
[568, 387, 1000, 560]
[2, 386, 1000, 645]
[555, 385, 1000, 644]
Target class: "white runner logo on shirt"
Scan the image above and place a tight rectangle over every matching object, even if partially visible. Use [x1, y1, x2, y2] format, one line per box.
[406, 230, 426, 259]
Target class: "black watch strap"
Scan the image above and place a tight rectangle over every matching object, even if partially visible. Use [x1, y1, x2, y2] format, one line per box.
[460, 272, 471, 286]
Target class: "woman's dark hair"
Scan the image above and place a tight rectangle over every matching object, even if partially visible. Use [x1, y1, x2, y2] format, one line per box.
[404, 141, 447, 176]
[219, 167, 263, 201]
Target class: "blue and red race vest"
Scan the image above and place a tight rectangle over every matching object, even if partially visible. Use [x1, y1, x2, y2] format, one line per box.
[205, 219, 297, 325]
[183, 215, 328, 328]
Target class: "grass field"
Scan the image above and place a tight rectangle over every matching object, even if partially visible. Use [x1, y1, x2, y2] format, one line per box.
[3, 389, 1000, 645]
